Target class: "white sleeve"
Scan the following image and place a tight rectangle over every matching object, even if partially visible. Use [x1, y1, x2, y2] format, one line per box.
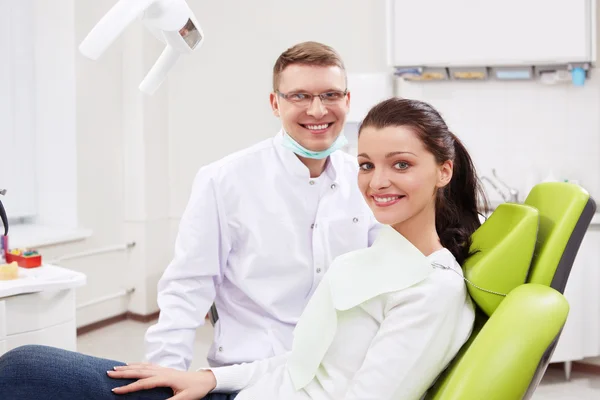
[343, 272, 471, 400]
[144, 166, 231, 371]
[207, 352, 290, 392]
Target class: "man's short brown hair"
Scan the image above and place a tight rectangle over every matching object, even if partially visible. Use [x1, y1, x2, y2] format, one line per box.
[272, 41, 346, 90]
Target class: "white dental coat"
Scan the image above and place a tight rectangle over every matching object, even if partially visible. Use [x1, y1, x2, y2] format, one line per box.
[144, 130, 381, 370]
[209, 226, 475, 400]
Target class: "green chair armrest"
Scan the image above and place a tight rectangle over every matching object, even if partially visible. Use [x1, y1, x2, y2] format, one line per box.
[426, 283, 569, 400]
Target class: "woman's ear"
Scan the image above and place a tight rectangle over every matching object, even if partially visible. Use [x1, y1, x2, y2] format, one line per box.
[437, 160, 453, 188]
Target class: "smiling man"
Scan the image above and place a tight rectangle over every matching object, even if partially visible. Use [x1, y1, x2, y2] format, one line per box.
[144, 41, 381, 371]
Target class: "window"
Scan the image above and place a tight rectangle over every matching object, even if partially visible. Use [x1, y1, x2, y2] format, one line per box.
[0, 0, 37, 221]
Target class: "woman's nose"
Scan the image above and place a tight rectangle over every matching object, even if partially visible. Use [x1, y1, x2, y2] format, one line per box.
[369, 168, 391, 190]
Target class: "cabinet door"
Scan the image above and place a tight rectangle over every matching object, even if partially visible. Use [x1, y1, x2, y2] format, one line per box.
[5, 319, 77, 353]
[582, 229, 600, 358]
[388, 0, 594, 67]
[0, 300, 5, 341]
[550, 228, 599, 362]
[5, 289, 75, 335]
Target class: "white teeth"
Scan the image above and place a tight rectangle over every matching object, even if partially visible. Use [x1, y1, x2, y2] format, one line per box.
[374, 196, 400, 203]
[305, 124, 329, 130]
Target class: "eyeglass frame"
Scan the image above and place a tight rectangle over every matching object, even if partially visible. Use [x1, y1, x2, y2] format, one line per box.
[275, 89, 349, 106]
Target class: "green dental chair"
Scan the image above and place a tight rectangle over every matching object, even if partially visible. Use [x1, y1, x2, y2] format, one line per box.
[426, 182, 596, 400]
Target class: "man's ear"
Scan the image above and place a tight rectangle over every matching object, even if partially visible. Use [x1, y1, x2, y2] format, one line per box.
[437, 160, 453, 188]
[270, 92, 280, 117]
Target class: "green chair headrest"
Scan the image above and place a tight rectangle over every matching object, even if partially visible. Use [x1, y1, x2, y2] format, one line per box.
[463, 203, 539, 316]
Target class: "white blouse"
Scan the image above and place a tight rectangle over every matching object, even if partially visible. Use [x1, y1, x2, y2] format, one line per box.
[209, 226, 475, 400]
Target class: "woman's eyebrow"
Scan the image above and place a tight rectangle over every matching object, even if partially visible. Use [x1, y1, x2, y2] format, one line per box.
[385, 151, 417, 157]
[357, 151, 417, 159]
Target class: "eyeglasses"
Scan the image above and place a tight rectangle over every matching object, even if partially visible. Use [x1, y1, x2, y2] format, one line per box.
[276, 89, 348, 106]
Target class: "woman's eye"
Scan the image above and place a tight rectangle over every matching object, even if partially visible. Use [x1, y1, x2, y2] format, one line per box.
[394, 161, 410, 170]
[359, 162, 373, 171]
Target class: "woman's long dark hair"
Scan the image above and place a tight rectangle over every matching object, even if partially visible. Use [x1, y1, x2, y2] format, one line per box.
[358, 97, 488, 265]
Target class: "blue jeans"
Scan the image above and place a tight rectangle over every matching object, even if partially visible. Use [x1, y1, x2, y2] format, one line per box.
[0, 345, 239, 400]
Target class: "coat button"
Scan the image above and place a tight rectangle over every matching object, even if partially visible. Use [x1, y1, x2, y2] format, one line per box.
[309, 180, 315, 185]
[219, 346, 223, 352]
[330, 183, 337, 189]
[353, 217, 359, 223]
[316, 268, 322, 273]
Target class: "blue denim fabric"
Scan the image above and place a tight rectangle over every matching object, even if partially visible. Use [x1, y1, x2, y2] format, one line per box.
[0, 345, 238, 400]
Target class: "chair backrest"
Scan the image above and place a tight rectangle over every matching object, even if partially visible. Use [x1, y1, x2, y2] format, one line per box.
[426, 182, 595, 400]
[520, 182, 595, 398]
[524, 182, 597, 293]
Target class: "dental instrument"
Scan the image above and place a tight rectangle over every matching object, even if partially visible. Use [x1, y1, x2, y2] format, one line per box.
[79, 0, 204, 95]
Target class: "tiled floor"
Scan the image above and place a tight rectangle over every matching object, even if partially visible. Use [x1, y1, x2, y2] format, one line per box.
[77, 320, 600, 399]
[77, 319, 214, 372]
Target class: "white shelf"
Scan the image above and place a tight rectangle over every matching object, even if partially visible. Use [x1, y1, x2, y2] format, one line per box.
[8, 224, 92, 249]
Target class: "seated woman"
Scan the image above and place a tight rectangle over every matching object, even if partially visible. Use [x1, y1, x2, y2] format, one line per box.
[0, 97, 487, 400]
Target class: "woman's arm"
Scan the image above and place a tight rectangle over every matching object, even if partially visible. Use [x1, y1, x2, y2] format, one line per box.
[207, 352, 289, 392]
[108, 352, 290, 397]
[343, 270, 474, 400]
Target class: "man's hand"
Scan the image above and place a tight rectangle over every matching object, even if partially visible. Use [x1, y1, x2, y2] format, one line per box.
[107, 363, 217, 400]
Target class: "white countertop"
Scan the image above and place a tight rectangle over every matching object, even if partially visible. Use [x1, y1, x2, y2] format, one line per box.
[0, 264, 86, 298]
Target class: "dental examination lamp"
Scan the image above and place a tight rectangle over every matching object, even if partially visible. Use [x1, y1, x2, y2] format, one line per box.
[79, 0, 204, 95]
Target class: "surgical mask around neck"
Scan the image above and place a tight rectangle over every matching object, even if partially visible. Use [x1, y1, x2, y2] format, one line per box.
[281, 130, 348, 160]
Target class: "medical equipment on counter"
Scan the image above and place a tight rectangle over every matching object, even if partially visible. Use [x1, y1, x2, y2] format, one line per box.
[6, 249, 42, 269]
[79, 0, 205, 95]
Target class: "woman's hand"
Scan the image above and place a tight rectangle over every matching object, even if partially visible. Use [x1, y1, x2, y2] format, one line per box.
[107, 363, 217, 400]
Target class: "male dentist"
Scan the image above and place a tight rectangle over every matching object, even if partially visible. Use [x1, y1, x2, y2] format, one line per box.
[144, 41, 381, 370]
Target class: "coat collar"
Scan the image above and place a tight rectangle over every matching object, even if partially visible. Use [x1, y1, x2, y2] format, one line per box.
[287, 225, 435, 390]
[272, 129, 341, 182]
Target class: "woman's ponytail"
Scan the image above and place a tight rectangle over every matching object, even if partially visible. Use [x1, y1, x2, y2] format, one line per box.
[436, 134, 488, 264]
